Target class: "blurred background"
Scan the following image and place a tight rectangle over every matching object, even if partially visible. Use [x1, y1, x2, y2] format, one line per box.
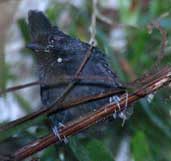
[0, 0, 171, 160]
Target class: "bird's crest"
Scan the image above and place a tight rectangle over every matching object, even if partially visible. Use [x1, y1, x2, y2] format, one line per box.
[28, 10, 52, 40]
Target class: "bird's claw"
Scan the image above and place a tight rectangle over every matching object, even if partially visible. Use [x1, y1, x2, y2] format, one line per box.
[110, 96, 121, 119]
[52, 125, 62, 142]
[110, 92, 131, 126]
[52, 122, 68, 144]
[110, 96, 121, 109]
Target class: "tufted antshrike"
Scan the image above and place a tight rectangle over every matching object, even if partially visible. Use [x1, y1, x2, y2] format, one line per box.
[27, 10, 132, 141]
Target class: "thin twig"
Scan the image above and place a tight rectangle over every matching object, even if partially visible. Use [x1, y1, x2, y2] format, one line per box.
[0, 62, 168, 133]
[0, 65, 168, 132]
[57, 44, 94, 103]
[89, 0, 97, 45]
[0, 75, 113, 96]
[0, 87, 124, 132]
[0, 45, 95, 132]
[0, 81, 39, 96]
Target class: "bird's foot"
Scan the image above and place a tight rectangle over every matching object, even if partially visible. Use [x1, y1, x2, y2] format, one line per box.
[52, 122, 68, 144]
[110, 95, 121, 119]
[110, 92, 132, 126]
[118, 105, 134, 126]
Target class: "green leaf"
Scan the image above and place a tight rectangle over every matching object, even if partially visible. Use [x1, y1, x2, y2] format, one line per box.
[69, 137, 114, 161]
[40, 146, 58, 161]
[132, 131, 153, 161]
[140, 99, 171, 137]
[69, 136, 91, 161]
[84, 138, 114, 161]
[17, 18, 30, 43]
[0, 61, 14, 95]
[14, 93, 32, 113]
[0, 115, 45, 142]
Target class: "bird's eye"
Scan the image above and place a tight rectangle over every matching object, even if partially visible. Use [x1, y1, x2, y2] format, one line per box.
[48, 35, 55, 44]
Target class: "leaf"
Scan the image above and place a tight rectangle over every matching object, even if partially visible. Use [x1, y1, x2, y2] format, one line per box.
[0, 60, 14, 95]
[14, 93, 32, 113]
[40, 146, 58, 161]
[0, 115, 45, 142]
[69, 137, 114, 161]
[84, 138, 114, 161]
[132, 131, 153, 161]
[17, 18, 30, 43]
[140, 99, 171, 137]
[69, 136, 92, 161]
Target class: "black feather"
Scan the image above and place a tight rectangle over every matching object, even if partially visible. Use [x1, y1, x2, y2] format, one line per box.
[28, 10, 51, 40]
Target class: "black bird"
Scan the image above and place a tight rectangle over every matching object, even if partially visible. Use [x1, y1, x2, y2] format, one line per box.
[27, 10, 131, 141]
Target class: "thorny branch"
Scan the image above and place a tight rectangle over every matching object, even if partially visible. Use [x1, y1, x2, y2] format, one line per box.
[12, 65, 171, 161]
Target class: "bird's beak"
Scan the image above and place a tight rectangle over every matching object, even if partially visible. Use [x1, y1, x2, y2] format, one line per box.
[27, 43, 39, 50]
[26, 43, 44, 51]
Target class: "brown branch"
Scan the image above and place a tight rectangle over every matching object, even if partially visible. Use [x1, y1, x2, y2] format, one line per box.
[0, 81, 39, 95]
[49, 44, 94, 104]
[0, 44, 97, 132]
[0, 65, 168, 132]
[12, 66, 171, 161]
[0, 87, 124, 132]
[0, 75, 113, 96]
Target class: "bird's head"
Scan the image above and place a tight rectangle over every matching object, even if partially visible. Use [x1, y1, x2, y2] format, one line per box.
[27, 10, 85, 71]
[27, 10, 70, 52]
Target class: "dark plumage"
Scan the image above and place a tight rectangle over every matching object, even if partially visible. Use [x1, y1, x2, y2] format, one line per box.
[27, 10, 128, 138]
